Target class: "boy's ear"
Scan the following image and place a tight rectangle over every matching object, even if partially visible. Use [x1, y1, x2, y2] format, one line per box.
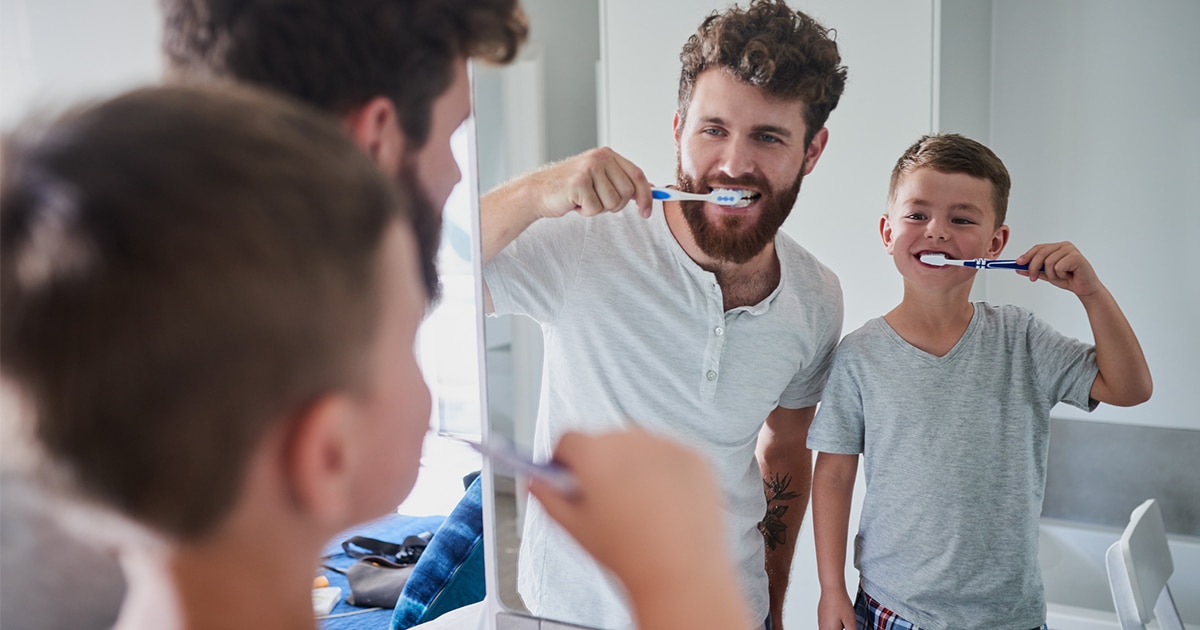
[988, 224, 1011, 258]
[284, 393, 361, 526]
[879, 213, 896, 254]
[342, 96, 406, 176]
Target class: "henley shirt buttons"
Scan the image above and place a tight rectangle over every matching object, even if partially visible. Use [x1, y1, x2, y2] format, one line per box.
[706, 370, 717, 381]
[714, 327, 724, 336]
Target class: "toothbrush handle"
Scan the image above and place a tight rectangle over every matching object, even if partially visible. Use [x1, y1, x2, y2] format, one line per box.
[973, 259, 1031, 270]
[651, 188, 674, 200]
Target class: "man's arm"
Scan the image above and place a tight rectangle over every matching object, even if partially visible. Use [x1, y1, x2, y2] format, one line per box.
[479, 147, 653, 265]
[755, 405, 815, 630]
[812, 451, 859, 630]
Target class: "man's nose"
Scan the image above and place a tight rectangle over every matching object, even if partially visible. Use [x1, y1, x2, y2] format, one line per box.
[716, 138, 755, 177]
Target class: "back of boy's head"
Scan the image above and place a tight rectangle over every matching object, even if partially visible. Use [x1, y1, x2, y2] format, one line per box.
[0, 84, 408, 540]
[159, 0, 528, 150]
[888, 133, 1011, 226]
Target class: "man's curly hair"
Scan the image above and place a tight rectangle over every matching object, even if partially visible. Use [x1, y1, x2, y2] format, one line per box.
[678, 0, 848, 145]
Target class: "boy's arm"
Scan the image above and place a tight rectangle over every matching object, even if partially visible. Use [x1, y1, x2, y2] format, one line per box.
[1017, 242, 1153, 406]
[812, 451, 859, 630]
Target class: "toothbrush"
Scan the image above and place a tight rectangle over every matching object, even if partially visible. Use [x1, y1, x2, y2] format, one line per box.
[920, 254, 1033, 270]
[651, 187, 744, 206]
[449, 435, 579, 497]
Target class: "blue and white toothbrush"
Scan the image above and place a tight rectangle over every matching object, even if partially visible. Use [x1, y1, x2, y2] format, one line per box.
[651, 187, 745, 206]
[920, 254, 1034, 270]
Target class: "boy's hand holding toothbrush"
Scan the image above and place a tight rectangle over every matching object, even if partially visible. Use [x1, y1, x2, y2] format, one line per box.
[1015, 241, 1104, 298]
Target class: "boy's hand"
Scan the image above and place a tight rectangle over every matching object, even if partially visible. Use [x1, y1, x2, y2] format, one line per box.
[1016, 241, 1103, 297]
[817, 592, 857, 630]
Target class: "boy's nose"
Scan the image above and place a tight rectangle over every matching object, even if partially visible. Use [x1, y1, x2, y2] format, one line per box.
[925, 220, 949, 240]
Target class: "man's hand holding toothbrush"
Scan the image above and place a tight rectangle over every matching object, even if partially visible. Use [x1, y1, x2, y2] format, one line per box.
[480, 146, 653, 264]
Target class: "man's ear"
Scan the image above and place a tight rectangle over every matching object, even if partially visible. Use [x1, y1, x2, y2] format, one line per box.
[343, 97, 406, 175]
[989, 223, 1011, 258]
[672, 110, 683, 149]
[801, 127, 830, 176]
[283, 393, 360, 526]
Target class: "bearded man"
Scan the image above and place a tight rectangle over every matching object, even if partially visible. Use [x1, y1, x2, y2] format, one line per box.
[480, 1, 847, 628]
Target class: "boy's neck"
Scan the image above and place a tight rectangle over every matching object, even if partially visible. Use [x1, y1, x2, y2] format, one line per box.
[169, 527, 323, 630]
[885, 283, 976, 357]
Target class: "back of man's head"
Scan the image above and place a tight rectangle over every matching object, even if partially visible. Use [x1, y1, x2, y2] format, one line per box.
[0, 84, 406, 540]
[160, 0, 528, 150]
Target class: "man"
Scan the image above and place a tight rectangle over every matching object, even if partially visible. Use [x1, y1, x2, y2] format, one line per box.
[481, 1, 847, 627]
[160, 0, 529, 297]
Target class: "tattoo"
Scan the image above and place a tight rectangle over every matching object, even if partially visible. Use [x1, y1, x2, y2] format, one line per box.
[758, 472, 800, 551]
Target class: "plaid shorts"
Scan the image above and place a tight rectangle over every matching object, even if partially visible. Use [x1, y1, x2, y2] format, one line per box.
[854, 587, 1048, 630]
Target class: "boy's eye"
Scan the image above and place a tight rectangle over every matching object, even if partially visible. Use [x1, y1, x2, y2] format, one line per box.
[951, 217, 977, 225]
[905, 212, 927, 221]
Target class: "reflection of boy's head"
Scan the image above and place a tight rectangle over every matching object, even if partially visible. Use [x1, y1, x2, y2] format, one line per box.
[676, 0, 847, 147]
[888, 133, 1012, 227]
[0, 85, 420, 540]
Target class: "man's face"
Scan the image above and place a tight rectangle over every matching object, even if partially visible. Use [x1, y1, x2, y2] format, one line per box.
[395, 58, 472, 300]
[413, 58, 471, 213]
[673, 69, 824, 264]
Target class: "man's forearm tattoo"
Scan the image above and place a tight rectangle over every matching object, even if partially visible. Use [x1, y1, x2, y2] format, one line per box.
[758, 472, 799, 551]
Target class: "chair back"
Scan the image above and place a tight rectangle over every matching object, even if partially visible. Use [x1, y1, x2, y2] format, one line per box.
[1106, 498, 1184, 630]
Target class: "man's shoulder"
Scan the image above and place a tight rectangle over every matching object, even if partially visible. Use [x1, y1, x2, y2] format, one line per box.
[775, 233, 840, 295]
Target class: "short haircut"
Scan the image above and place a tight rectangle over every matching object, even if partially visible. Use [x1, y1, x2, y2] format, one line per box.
[677, 0, 848, 146]
[160, 0, 528, 150]
[888, 133, 1012, 226]
[0, 85, 409, 540]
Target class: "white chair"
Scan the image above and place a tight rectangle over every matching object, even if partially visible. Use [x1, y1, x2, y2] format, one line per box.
[1106, 498, 1185, 630]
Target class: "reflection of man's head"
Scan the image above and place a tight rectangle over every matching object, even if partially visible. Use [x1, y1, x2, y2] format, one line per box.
[673, 0, 847, 263]
[159, 0, 530, 298]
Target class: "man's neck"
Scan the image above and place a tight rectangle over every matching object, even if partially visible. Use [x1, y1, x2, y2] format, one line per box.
[664, 202, 781, 310]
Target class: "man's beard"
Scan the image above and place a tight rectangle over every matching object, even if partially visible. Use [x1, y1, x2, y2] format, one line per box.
[397, 165, 442, 303]
[675, 164, 805, 265]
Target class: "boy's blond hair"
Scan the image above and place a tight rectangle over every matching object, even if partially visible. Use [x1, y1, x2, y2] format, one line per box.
[888, 133, 1011, 226]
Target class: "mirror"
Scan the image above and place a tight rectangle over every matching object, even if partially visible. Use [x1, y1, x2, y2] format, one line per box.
[474, 0, 601, 620]
[475, 0, 1198, 628]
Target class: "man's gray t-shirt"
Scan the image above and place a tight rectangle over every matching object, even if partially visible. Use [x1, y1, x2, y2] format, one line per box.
[487, 208, 842, 628]
[808, 304, 1098, 630]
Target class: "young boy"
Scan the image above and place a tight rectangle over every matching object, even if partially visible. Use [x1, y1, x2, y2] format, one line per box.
[0, 84, 749, 630]
[808, 133, 1152, 630]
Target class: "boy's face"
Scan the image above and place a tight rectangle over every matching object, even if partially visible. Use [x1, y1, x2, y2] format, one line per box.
[881, 168, 1009, 286]
[347, 223, 432, 519]
[672, 68, 827, 263]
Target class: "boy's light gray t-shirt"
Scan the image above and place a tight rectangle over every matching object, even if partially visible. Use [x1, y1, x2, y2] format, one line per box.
[486, 209, 843, 628]
[808, 304, 1098, 630]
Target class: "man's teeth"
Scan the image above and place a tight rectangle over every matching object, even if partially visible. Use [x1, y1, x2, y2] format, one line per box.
[730, 191, 759, 208]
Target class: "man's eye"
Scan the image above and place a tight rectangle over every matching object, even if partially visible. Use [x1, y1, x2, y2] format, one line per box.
[758, 134, 781, 144]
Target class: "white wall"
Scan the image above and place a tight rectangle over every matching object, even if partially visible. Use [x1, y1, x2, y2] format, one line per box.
[984, 0, 1200, 432]
[0, 0, 161, 129]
